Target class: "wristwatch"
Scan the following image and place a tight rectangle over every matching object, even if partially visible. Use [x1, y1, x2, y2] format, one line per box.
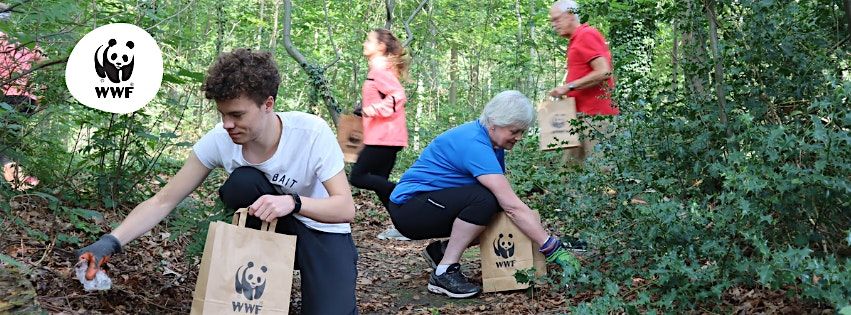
[567, 83, 577, 91]
[289, 192, 302, 214]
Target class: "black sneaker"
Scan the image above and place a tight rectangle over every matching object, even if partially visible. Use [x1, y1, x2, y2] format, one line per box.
[421, 239, 448, 269]
[427, 263, 481, 298]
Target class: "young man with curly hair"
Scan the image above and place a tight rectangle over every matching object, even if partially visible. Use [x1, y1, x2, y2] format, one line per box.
[76, 49, 359, 314]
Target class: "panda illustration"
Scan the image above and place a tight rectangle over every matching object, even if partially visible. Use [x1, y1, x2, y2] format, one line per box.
[550, 113, 568, 129]
[493, 233, 515, 259]
[234, 261, 268, 300]
[94, 39, 135, 83]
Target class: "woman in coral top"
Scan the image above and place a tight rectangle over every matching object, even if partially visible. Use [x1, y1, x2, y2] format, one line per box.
[350, 28, 410, 238]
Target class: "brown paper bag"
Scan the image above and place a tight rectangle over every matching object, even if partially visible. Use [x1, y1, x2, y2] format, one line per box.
[191, 209, 296, 315]
[538, 97, 580, 150]
[479, 212, 546, 293]
[336, 114, 365, 163]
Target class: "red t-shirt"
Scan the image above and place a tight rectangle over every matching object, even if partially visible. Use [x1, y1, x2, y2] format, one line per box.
[565, 24, 618, 115]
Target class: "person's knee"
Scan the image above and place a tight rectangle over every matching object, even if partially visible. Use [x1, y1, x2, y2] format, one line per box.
[223, 167, 266, 189]
[219, 167, 267, 208]
[458, 186, 501, 226]
[473, 185, 499, 210]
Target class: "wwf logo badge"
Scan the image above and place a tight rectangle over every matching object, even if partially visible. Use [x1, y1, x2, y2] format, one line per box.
[234, 261, 268, 300]
[65, 23, 163, 114]
[493, 233, 515, 259]
[94, 39, 135, 83]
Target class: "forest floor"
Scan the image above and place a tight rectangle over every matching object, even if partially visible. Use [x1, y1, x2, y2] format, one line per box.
[0, 191, 834, 314]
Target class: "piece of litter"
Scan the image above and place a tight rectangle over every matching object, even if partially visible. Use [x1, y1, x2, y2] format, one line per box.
[75, 260, 112, 291]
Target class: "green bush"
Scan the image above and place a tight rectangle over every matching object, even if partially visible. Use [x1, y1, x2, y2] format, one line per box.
[508, 0, 851, 312]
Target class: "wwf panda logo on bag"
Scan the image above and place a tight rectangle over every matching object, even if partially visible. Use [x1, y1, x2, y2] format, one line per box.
[234, 261, 268, 300]
[493, 233, 515, 259]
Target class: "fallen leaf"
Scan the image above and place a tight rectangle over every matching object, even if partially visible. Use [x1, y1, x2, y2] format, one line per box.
[630, 198, 648, 205]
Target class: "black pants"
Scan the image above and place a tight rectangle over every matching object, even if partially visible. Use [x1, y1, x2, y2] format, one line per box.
[388, 184, 502, 240]
[219, 166, 358, 315]
[349, 145, 402, 209]
[1, 95, 38, 115]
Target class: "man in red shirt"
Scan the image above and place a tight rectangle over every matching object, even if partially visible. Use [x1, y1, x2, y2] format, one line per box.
[548, 0, 617, 163]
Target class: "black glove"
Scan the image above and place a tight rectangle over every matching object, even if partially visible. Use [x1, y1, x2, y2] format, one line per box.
[76, 234, 122, 281]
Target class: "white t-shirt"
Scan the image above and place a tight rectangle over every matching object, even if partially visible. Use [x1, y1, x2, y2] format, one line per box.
[193, 112, 349, 234]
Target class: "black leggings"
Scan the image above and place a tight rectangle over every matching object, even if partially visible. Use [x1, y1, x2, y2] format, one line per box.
[219, 166, 358, 315]
[388, 184, 502, 240]
[1, 95, 38, 115]
[349, 145, 402, 209]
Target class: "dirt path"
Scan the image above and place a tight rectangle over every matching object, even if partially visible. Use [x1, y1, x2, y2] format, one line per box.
[2, 193, 569, 314]
[337, 196, 570, 314]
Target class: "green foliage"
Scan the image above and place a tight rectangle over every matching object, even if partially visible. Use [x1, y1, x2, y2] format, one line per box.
[166, 195, 229, 259]
[1, 0, 848, 311]
[506, 0, 851, 311]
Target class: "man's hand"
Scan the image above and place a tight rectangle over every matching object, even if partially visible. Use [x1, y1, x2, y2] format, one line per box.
[76, 234, 122, 281]
[549, 85, 571, 97]
[248, 194, 295, 222]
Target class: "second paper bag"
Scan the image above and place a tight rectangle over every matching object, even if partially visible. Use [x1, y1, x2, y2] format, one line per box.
[479, 212, 546, 293]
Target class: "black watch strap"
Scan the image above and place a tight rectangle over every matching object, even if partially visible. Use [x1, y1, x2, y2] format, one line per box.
[289, 192, 302, 214]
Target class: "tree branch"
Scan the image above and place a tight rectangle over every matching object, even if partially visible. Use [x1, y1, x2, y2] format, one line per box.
[0, 57, 67, 88]
[384, 0, 394, 29]
[403, 0, 429, 47]
[322, 0, 341, 71]
[282, 0, 340, 126]
[144, 0, 196, 32]
[1, 0, 30, 13]
[830, 34, 850, 52]
[282, 0, 308, 66]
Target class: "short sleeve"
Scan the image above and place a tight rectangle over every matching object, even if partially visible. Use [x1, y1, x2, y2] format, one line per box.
[459, 141, 504, 177]
[192, 129, 222, 170]
[573, 30, 607, 64]
[311, 120, 345, 182]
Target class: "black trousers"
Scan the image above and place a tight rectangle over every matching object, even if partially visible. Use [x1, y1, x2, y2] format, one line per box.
[1, 95, 38, 115]
[388, 184, 502, 240]
[219, 166, 358, 315]
[349, 145, 402, 209]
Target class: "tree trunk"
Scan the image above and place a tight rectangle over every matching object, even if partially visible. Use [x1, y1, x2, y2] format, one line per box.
[449, 46, 458, 106]
[427, 1, 439, 116]
[282, 0, 341, 126]
[385, 0, 394, 29]
[269, 0, 281, 51]
[215, 1, 224, 56]
[414, 77, 423, 151]
[514, 0, 523, 90]
[257, 0, 265, 48]
[704, 0, 735, 147]
[528, 0, 539, 99]
[845, 0, 851, 35]
[671, 22, 679, 92]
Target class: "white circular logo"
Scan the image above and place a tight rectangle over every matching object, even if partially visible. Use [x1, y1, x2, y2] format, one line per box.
[65, 23, 163, 114]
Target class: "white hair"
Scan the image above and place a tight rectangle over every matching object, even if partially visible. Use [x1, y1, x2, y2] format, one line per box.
[553, 0, 581, 23]
[478, 90, 535, 129]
